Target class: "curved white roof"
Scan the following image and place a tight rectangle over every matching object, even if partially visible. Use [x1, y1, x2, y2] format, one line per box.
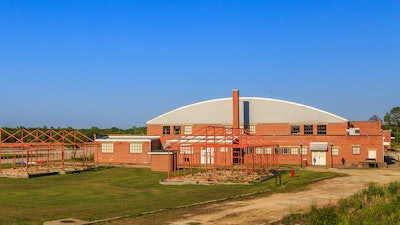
[146, 97, 348, 125]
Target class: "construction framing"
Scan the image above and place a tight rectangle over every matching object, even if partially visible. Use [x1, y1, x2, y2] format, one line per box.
[0, 128, 99, 178]
[165, 126, 279, 183]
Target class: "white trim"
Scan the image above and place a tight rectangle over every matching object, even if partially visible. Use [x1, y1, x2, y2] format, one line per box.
[310, 142, 328, 151]
[146, 97, 348, 125]
[95, 136, 159, 142]
[146, 98, 231, 124]
[148, 152, 174, 155]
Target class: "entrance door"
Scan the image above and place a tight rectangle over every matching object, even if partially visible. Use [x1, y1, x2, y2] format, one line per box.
[311, 151, 326, 166]
[201, 147, 214, 164]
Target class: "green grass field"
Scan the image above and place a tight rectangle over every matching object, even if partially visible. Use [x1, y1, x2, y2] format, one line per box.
[0, 167, 339, 225]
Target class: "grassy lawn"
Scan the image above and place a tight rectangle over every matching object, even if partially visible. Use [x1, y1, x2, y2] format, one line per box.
[0, 167, 340, 225]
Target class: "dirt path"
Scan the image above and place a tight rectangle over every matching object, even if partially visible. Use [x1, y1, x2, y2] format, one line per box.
[168, 167, 400, 225]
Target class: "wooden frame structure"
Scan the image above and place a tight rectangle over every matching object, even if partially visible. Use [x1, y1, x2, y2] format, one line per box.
[166, 126, 279, 183]
[0, 128, 99, 177]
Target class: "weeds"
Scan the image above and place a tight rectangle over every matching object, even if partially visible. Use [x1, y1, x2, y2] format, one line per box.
[282, 181, 400, 225]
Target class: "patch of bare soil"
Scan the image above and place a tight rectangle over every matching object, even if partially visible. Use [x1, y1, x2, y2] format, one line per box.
[168, 166, 400, 225]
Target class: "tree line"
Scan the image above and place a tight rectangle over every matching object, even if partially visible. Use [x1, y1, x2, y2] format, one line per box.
[370, 107, 400, 145]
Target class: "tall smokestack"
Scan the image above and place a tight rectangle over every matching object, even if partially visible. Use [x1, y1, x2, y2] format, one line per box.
[232, 89, 239, 133]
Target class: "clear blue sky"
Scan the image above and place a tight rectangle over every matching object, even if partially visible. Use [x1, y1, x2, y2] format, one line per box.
[1, 0, 399, 129]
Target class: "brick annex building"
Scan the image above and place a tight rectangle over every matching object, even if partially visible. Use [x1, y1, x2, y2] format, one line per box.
[95, 90, 392, 169]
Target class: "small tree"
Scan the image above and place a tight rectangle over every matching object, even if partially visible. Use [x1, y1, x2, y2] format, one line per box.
[369, 115, 381, 121]
[390, 107, 400, 144]
[384, 112, 392, 130]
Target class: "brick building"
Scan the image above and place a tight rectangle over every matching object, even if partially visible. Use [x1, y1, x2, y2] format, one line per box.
[146, 90, 391, 167]
[94, 135, 161, 164]
[95, 90, 391, 168]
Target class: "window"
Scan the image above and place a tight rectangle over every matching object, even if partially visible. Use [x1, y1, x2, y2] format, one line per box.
[101, 143, 114, 153]
[291, 147, 298, 155]
[180, 144, 193, 154]
[224, 125, 232, 134]
[220, 147, 228, 152]
[240, 125, 255, 134]
[291, 125, 300, 135]
[249, 125, 256, 134]
[274, 147, 280, 155]
[184, 125, 192, 134]
[332, 147, 339, 156]
[174, 126, 181, 135]
[281, 147, 289, 155]
[129, 142, 142, 153]
[304, 125, 313, 135]
[163, 126, 170, 135]
[317, 125, 327, 135]
[266, 147, 272, 155]
[352, 146, 361, 155]
[300, 147, 307, 155]
[256, 147, 263, 154]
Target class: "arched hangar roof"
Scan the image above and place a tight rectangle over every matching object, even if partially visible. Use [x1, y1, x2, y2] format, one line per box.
[146, 97, 348, 125]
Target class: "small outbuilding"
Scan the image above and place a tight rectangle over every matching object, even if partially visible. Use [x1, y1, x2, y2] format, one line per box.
[94, 135, 161, 165]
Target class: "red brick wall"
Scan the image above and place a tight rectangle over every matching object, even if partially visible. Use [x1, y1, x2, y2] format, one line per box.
[327, 123, 348, 135]
[147, 120, 386, 165]
[147, 124, 161, 136]
[151, 153, 176, 172]
[256, 123, 290, 135]
[96, 141, 152, 164]
[352, 121, 382, 135]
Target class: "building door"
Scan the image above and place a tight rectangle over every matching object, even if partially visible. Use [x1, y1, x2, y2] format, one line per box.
[311, 151, 326, 166]
[368, 149, 377, 159]
[201, 147, 214, 164]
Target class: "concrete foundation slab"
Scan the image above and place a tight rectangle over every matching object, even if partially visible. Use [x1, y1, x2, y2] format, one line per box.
[43, 218, 88, 225]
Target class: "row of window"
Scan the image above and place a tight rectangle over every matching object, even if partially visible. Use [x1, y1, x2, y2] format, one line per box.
[101, 142, 361, 156]
[163, 124, 327, 135]
[163, 125, 192, 135]
[101, 142, 143, 153]
[163, 125, 258, 135]
[178, 146, 310, 155]
[291, 125, 327, 135]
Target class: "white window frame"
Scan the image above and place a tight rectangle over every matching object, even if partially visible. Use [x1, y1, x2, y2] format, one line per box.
[300, 147, 308, 155]
[180, 144, 193, 154]
[249, 125, 256, 134]
[101, 143, 114, 153]
[220, 147, 228, 152]
[291, 147, 298, 155]
[352, 146, 361, 155]
[129, 142, 142, 154]
[266, 147, 272, 155]
[282, 147, 289, 155]
[224, 125, 232, 134]
[184, 125, 192, 135]
[255, 147, 263, 154]
[332, 147, 339, 156]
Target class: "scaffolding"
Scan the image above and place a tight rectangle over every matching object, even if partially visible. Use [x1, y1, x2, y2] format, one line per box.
[165, 126, 279, 183]
[0, 128, 99, 178]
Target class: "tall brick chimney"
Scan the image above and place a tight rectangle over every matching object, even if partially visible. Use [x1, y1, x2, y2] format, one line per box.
[232, 89, 239, 133]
